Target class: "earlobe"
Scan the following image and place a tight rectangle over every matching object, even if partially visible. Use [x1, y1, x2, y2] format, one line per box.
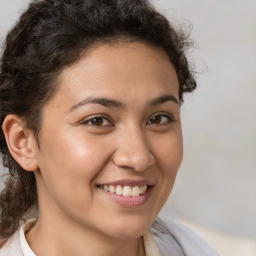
[2, 114, 39, 172]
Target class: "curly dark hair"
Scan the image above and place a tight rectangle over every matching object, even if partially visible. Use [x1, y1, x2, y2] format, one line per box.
[0, 0, 196, 239]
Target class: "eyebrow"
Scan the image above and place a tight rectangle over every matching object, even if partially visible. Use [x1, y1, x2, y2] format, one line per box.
[70, 97, 124, 112]
[69, 94, 179, 112]
[148, 94, 179, 106]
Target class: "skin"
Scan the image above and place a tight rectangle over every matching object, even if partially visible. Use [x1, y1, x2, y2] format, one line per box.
[4, 42, 183, 256]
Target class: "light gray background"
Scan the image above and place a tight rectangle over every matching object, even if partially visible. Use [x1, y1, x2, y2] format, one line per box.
[0, 0, 255, 240]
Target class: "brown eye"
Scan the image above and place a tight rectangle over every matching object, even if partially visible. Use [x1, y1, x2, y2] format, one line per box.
[82, 116, 113, 127]
[147, 114, 173, 125]
[151, 115, 162, 124]
[90, 118, 104, 126]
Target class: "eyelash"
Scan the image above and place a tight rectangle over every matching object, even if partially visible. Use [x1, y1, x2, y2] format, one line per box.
[81, 115, 113, 127]
[81, 113, 175, 127]
[146, 113, 174, 125]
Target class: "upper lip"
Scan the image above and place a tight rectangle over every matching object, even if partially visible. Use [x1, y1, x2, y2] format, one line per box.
[97, 179, 155, 187]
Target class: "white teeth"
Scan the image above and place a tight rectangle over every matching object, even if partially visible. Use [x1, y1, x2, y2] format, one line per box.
[116, 185, 123, 195]
[100, 185, 148, 196]
[141, 185, 147, 194]
[123, 186, 132, 197]
[132, 186, 140, 197]
[109, 185, 115, 193]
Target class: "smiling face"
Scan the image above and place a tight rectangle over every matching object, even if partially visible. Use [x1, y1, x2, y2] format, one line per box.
[33, 42, 183, 240]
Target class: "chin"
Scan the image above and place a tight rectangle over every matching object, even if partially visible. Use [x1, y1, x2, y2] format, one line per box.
[106, 215, 153, 239]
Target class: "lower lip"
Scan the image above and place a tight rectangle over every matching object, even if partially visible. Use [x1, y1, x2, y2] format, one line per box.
[98, 186, 153, 208]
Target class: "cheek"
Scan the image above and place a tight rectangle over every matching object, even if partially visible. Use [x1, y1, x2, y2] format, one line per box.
[40, 130, 110, 172]
[152, 130, 183, 201]
[36, 132, 112, 201]
[35, 134, 115, 220]
[153, 129, 183, 173]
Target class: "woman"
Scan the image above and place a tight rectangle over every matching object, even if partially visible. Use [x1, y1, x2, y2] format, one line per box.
[0, 0, 217, 255]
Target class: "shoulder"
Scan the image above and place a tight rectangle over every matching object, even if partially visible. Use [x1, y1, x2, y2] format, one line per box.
[150, 217, 218, 256]
[0, 232, 23, 256]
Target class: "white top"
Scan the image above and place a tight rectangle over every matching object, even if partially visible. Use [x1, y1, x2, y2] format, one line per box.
[18, 219, 161, 256]
[19, 220, 36, 256]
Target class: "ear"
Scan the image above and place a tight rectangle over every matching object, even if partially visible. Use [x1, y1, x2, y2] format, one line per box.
[2, 114, 39, 172]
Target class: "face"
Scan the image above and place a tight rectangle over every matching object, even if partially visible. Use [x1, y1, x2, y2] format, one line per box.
[34, 42, 183, 239]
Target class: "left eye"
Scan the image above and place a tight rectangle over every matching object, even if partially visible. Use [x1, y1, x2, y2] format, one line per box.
[82, 116, 112, 127]
[147, 114, 173, 125]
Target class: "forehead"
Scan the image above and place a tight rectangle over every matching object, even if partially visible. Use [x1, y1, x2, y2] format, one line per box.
[49, 42, 179, 109]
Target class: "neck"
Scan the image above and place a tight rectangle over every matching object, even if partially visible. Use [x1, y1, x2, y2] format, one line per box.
[25, 214, 145, 256]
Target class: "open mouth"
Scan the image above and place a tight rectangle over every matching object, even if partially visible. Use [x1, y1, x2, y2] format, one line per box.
[97, 184, 149, 197]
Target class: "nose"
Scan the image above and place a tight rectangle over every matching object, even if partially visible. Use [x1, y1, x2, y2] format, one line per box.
[112, 127, 155, 172]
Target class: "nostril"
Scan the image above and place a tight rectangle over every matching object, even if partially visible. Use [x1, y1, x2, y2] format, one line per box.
[112, 150, 154, 172]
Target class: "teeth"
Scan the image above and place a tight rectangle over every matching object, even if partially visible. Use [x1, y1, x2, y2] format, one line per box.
[123, 186, 132, 197]
[109, 185, 115, 193]
[140, 185, 147, 194]
[100, 185, 148, 197]
[116, 185, 123, 195]
[132, 186, 140, 197]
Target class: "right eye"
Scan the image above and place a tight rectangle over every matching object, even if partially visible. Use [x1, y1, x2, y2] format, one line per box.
[81, 116, 113, 127]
